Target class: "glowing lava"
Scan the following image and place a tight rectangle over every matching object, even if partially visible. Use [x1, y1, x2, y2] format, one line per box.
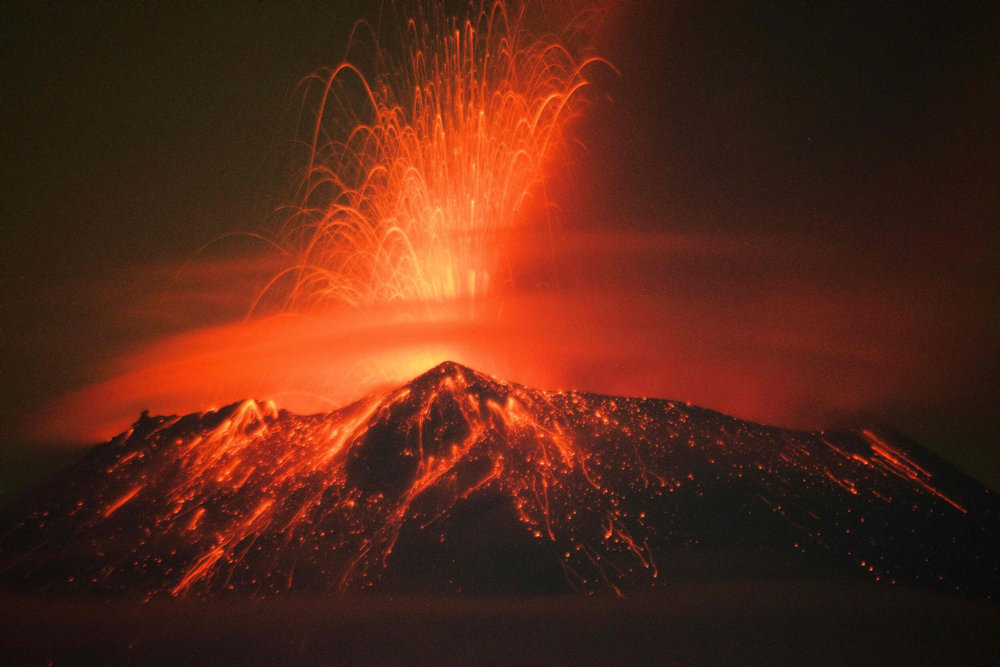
[2, 363, 996, 598]
[265, 0, 602, 310]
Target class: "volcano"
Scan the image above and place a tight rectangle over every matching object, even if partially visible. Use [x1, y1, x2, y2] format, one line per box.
[1, 362, 997, 599]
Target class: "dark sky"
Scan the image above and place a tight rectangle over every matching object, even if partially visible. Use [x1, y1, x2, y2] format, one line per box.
[574, 1, 999, 489]
[2, 1, 998, 495]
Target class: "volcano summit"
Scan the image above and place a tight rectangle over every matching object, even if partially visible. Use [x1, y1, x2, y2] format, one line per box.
[1, 362, 997, 598]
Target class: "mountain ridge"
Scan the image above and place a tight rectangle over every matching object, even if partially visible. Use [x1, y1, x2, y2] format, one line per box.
[1, 361, 997, 598]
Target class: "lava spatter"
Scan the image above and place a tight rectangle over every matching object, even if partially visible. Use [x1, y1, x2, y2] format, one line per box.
[1, 362, 997, 598]
[267, 1, 605, 311]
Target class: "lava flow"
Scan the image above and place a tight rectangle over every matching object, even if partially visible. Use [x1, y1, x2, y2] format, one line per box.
[2, 362, 997, 599]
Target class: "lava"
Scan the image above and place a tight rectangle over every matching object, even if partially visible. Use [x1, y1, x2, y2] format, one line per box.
[265, 0, 603, 311]
[2, 362, 996, 599]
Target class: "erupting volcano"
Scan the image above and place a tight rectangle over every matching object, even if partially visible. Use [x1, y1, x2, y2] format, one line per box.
[4, 0, 999, 661]
[2, 362, 996, 599]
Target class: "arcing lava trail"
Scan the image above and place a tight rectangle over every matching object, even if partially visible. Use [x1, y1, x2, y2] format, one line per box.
[1, 362, 997, 598]
[268, 1, 602, 310]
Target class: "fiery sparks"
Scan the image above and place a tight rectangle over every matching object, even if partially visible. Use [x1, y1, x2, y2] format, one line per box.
[264, 1, 602, 311]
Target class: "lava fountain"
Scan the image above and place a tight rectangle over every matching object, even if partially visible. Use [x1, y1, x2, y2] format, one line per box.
[263, 0, 603, 312]
[29, 0, 610, 443]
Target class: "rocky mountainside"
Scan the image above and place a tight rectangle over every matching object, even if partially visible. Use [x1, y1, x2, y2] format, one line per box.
[1, 362, 996, 598]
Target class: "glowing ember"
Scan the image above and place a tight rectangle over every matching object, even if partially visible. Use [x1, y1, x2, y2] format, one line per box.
[264, 1, 602, 311]
[2, 363, 996, 598]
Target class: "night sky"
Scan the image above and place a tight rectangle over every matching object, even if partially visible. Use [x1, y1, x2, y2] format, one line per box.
[2, 0, 998, 498]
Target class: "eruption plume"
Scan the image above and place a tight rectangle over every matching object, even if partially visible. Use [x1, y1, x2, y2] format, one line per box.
[264, 1, 602, 311]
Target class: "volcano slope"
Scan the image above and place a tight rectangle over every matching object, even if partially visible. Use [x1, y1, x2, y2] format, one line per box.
[1, 361, 997, 599]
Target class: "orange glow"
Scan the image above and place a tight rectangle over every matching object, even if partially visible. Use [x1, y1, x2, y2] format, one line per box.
[30, 243, 982, 449]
